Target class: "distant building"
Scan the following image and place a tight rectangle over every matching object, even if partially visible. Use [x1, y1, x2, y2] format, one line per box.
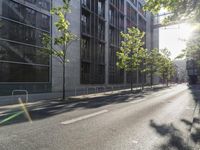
[0, 0, 159, 97]
[187, 59, 199, 84]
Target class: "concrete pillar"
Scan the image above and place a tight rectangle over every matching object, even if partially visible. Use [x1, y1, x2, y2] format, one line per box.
[105, 0, 109, 85]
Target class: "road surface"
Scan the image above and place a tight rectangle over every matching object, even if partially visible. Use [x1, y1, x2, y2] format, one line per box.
[0, 84, 199, 150]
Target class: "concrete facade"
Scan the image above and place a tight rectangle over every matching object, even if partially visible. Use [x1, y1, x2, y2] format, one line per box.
[52, 0, 159, 92]
[52, 0, 81, 92]
[0, 0, 159, 100]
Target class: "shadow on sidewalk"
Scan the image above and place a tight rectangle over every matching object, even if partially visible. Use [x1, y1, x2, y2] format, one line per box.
[0, 86, 168, 127]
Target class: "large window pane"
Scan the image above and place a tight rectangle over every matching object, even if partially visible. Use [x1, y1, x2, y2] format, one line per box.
[36, 0, 51, 11]
[0, 62, 49, 82]
[36, 13, 50, 31]
[25, 0, 51, 11]
[0, 18, 49, 46]
[81, 37, 90, 60]
[0, 41, 49, 65]
[1, 0, 21, 21]
[0, 0, 50, 31]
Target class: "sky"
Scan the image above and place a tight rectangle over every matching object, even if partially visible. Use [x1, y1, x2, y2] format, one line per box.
[159, 23, 194, 60]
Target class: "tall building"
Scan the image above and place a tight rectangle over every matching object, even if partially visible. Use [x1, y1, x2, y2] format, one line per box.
[0, 0, 159, 97]
[0, 0, 52, 96]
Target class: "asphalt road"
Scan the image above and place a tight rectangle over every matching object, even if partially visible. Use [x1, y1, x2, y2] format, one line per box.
[0, 84, 199, 150]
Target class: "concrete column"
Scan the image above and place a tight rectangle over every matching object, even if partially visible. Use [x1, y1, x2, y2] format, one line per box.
[52, 0, 81, 93]
[124, 0, 127, 85]
[105, 0, 109, 85]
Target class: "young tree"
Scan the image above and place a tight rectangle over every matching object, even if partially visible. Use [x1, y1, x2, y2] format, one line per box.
[158, 49, 175, 86]
[117, 27, 147, 92]
[42, 0, 77, 100]
[145, 48, 160, 87]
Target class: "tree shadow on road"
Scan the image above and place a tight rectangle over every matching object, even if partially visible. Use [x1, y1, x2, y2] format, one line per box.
[0, 86, 168, 127]
[149, 120, 192, 150]
[181, 118, 200, 146]
[187, 84, 200, 145]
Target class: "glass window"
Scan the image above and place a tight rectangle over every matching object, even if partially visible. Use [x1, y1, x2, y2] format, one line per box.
[25, 0, 51, 11]
[98, 0, 105, 17]
[0, 62, 49, 82]
[81, 62, 90, 84]
[97, 42, 105, 63]
[25, 0, 37, 4]
[109, 8, 114, 24]
[0, 41, 49, 65]
[98, 20, 105, 40]
[1, 0, 21, 21]
[0, 18, 49, 46]
[1, 0, 50, 31]
[81, 13, 90, 34]
[36, 0, 51, 11]
[81, 37, 90, 60]
[82, 0, 90, 9]
[24, 7, 36, 26]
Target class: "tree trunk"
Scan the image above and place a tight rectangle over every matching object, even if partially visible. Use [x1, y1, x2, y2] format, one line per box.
[62, 62, 66, 100]
[162, 73, 165, 85]
[140, 71, 144, 91]
[167, 79, 169, 87]
[130, 70, 133, 92]
[62, 43, 67, 100]
[150, 72, 153, 88]
[137, 67, 139, 89]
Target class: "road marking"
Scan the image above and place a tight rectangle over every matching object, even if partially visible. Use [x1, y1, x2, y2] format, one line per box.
[129, 99, 146, 104]
[132, 140, 138, 144]
[61, 110, 109, 125]
[185, 107, 195, 110]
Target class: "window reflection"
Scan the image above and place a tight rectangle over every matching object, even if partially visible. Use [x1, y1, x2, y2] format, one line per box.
[0, 62, 49, 82]
[0, 41, 49, 65]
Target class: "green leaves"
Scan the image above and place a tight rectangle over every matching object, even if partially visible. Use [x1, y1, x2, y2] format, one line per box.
[144, 0, 200, 23]
[41, 0, 77, 64]
[157, 48, 175, 81]
[117, 27, 146, 72]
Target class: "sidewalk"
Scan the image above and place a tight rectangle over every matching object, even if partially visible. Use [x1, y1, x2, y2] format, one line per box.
[0, 84, 168, 111]
[188, 85, 200, 149]
[0, 84, 177, 126]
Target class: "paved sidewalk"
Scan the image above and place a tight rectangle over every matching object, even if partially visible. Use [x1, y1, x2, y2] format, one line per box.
[0, 84, 167, 111]
[188, 85, 200, 149]
[68, 84, 167, 100]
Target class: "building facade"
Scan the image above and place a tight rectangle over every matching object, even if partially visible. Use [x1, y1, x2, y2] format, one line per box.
[0, 0, 52, 95]
[0, 0, 159, 96]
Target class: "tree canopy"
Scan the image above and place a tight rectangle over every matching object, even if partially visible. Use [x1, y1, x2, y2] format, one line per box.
[117, 27, 147, 91]
[144, 0, 200, 23]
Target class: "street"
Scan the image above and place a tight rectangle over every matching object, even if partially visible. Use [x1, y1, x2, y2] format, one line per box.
[0, 84, 200, 150]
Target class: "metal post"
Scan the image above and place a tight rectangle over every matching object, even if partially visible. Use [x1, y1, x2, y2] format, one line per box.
[12, 90, 29, 104]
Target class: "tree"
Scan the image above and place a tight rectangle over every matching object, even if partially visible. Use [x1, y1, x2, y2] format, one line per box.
[117, 27, 147, 92]
[42, 0, 77, 100]
[145, 48, 160, 87]
[158, 49, 175, 86]
[144, 0, 200, 23]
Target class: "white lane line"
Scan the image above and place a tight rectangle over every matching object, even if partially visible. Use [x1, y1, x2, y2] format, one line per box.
[132, 140, 138, 144]
[61, 109, 109, 125]
[129, 98, 146, 104]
